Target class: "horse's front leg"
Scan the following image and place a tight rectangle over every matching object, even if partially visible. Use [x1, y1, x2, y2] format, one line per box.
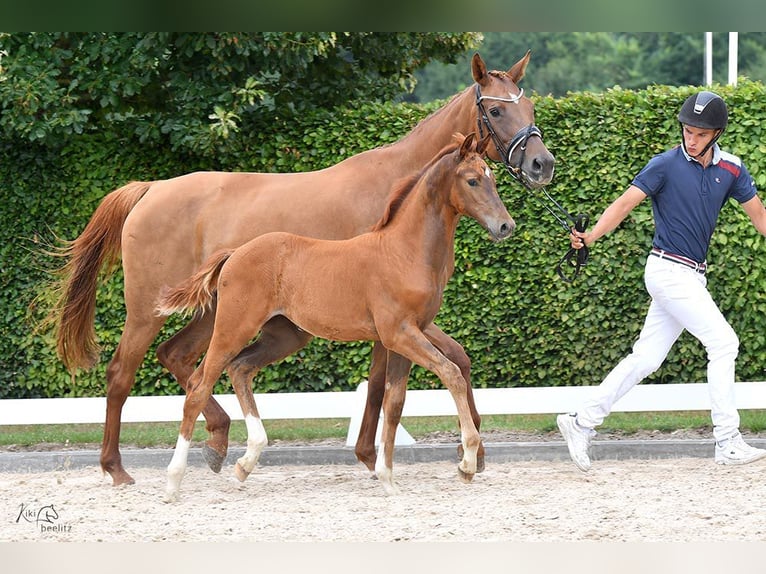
[228, 360, 268, 482]
[422, 323, 485, 473]
[374, 351, 411, 495]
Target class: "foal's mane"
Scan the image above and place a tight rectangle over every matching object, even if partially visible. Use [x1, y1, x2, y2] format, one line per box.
[370, 139, 463, 232]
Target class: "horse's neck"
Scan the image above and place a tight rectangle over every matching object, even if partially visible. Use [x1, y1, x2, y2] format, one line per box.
[376, 88, 475, 170]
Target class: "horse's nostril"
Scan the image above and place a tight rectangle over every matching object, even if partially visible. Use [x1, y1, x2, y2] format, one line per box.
[500, 222, 512, 237]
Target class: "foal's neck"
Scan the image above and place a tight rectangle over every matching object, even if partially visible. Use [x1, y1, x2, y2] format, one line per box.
[384, 171, 460, 277]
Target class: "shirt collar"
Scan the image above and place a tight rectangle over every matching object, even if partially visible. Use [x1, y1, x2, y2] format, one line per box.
[681, 142, 721, 165]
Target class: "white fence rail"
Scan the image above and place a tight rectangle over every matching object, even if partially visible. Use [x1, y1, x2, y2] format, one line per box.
[2, 381, 766, 444]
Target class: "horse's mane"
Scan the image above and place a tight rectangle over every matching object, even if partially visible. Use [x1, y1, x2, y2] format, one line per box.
[370, 139, 462, 232]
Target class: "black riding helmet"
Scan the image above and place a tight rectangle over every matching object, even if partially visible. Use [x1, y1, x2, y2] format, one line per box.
[678, 91, 728, 158]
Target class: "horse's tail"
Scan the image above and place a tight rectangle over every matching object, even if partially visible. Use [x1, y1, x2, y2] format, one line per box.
[48, 181, 154, 373]
[155, 249, 235, 317]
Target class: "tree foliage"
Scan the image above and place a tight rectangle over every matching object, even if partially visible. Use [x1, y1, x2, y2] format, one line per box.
[0, 32, 481, 155]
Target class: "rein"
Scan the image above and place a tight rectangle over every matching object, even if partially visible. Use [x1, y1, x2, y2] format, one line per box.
[475, 84, 589, 282]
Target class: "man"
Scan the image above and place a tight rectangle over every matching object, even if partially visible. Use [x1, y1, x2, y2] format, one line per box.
[558, 90, 766, 471]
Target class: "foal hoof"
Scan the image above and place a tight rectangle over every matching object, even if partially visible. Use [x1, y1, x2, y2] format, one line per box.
[202, 444, 227, 474]
[234, 462, 251, 483]
[457, 444, 485, 473]
[457, 466, 475, 484]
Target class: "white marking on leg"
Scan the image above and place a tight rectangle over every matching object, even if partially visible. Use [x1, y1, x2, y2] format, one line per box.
[458, 428, 478, 476]
[374, 442, 398, 495]
[236, 414, 268, 477]
[166, 435, 190, 502]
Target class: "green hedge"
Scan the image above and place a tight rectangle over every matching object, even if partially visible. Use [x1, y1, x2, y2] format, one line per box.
[3, 80, 766, 399]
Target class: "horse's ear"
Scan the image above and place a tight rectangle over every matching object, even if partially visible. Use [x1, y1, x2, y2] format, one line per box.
[471, 52, 489, 86]
[459, 132, 476, 158]
[477, 134, 491, 156]
[508, 50, 531, 84]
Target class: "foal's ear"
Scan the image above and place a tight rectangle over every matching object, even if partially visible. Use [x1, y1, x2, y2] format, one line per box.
[459, 132, 476, 159]
[477, 134, 491, 156]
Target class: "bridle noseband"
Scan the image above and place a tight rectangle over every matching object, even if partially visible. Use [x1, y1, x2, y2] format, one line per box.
[475, 83, 589, 283]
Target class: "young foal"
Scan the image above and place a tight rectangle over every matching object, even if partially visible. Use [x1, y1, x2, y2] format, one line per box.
[156, 134, 514, 500]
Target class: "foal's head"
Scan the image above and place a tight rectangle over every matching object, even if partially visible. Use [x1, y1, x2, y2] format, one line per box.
[372, 133, 515, 242]
[443, 132, 515, 242]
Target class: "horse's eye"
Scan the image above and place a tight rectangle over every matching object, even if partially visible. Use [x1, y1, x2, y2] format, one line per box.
[489, 107, 501, 118]
[467, 178, 479, 187]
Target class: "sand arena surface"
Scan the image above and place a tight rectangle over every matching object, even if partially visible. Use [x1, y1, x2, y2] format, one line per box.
[2, 456, 765, 543]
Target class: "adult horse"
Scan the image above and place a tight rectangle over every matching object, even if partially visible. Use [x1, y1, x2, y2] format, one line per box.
[51, 52, 554, 487]
[157, 133, 514, 500]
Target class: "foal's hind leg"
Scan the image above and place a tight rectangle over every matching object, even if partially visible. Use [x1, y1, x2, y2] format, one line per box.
[157, 310, 231, 473]
[228, 364, 268, 482]
[167, 310, 269, 502]
[221, 315, 314, 479]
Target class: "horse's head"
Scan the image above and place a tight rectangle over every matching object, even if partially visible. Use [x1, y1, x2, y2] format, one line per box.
[472, 52, 555, 189]
[452, 133, 515, 242]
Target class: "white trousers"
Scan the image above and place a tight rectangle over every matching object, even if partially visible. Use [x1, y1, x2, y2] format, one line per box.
[577, 255, 740, 442]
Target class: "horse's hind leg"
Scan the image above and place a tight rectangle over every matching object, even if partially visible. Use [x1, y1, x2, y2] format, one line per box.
[423, 323, 485, 473]
[102, 313, 166, 486]
[354, 341, 390, 472]
[156, 310, 232, 473]
[375, 351, 411, 495]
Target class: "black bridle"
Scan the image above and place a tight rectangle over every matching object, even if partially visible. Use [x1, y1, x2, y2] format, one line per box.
[475, 84, 589, 283]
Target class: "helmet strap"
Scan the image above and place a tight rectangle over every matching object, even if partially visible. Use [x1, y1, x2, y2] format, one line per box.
[680, 125, 722, 160]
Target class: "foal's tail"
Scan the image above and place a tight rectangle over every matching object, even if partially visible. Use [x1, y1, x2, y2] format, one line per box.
[155, 249, 235, 317]
[47, 181, 154, 373]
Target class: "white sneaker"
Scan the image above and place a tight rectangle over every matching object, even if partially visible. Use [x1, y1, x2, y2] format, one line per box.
[715, 434, 766, 466]
[557, 413, 595, 472]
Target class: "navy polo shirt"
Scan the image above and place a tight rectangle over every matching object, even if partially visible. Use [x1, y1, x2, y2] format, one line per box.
[632, 144, 757, 263]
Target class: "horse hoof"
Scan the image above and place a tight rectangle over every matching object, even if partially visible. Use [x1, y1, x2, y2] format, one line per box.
[105, 466, 136, 486]
[234, 462, 250, 482]
[202, 444, 226, 473]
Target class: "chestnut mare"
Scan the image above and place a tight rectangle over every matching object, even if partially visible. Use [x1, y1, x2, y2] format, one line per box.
[156, 134, 514, 500]
[51, 52, 554, 487]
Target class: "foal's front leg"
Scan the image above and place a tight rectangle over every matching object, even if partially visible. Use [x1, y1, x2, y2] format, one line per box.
[422, 323, 485, 473]
[389, 326, 481, 483]
[374, 351, 411, 495]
